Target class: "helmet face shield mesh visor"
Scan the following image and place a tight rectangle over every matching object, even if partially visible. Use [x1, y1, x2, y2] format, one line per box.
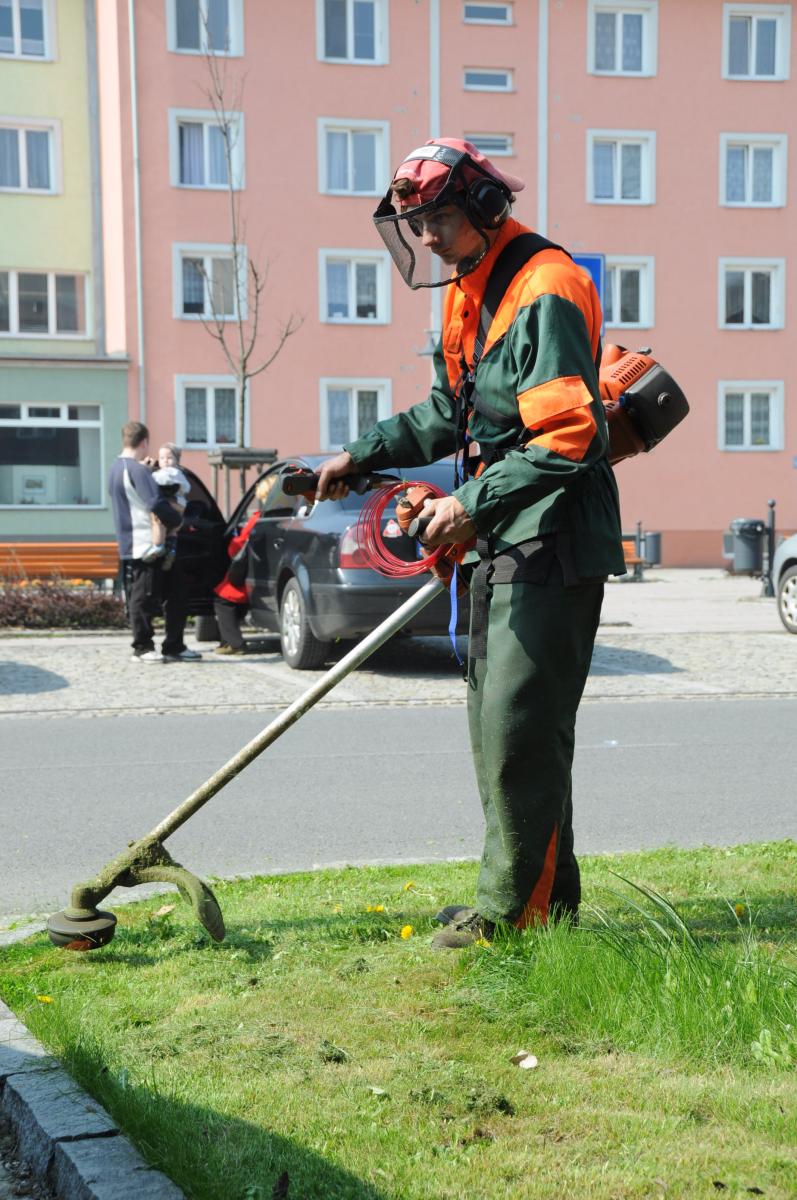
[373, 192, 490, 290]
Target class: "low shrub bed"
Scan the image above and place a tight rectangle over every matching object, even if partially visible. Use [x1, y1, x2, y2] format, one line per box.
[0, 579, 126, 629]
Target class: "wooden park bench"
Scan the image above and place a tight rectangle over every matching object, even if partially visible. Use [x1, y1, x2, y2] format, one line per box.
[621, 538, 645, 580]
[0, 542, 119, 585]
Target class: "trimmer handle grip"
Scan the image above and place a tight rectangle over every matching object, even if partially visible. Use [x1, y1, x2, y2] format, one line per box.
[407, 512, 432, 541]
[280, 469, 399, 496]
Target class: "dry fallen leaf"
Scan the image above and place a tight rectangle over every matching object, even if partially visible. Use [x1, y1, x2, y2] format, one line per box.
[510, 1050, 539, 1070]
[153, 905, 175, 917]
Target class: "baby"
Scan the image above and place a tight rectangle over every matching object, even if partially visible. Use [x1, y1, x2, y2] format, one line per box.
[141, 443, 191, 570]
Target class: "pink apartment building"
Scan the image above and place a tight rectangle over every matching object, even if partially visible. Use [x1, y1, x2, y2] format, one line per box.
[94, 0, 796, 564]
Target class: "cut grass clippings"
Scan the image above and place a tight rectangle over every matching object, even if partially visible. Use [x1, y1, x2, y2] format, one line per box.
[1, 843, 796, 1200]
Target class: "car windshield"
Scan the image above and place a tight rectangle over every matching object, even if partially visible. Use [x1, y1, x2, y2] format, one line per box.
[338, 462, 458, 511]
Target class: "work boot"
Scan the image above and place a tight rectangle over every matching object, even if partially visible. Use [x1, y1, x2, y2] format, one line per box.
[433, 904, 476, 926]
[431, 911, 496, 951]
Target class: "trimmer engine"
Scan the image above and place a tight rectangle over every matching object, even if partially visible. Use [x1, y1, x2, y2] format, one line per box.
[599, 345, 689, 465]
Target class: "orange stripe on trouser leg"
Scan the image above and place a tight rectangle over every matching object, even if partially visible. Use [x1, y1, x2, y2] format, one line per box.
[514, 824, 559, 929]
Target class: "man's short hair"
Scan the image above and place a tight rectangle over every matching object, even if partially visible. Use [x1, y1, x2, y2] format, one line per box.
[122, 420, 149, 448]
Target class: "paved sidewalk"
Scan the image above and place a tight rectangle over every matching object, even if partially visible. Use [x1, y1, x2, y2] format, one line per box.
[0, 570, 793, 718]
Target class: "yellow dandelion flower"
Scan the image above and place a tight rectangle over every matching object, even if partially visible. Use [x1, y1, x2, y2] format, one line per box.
[36, 994, 54, 1004]
[374, 904, 384, 913]
[734, 903, 746, 919]
[475, 937, 492, 949]
[403, 881, 416, 891]
[332, 904, 342, 913]
[400, 925, 413, 939]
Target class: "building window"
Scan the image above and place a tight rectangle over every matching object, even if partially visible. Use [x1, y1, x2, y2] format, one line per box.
[464, 133, 514, 156]
[167, 0, 243, 54]
[723, 5, 791, 80]
[0, 121, 57, 193]
[0, 402, 102, 507]
[319, 250, 390, 324]
[173, 244, 245, 320]
[588, 2, 657, 75]
[719, 259, 784, 329]
[604, 257, 654, 328]
[320, 378, 391, 450]
[463, 68, 513, 91]
[0, 0, 53, 59]
[718, 382, 783, 450]
[719, 133, 787, 206]
[587, 130, 656, 203]
[169, 109, 245, 190]
[176, 377, 240, 447]
[463, 3, 513, 24]
[318, 0, 388, 63]
[0, 270, 87, 337]
[318, 119, 388, 195]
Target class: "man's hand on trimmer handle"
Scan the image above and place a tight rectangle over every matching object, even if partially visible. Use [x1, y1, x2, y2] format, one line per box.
[316, 452, 357, 500]
[414, 496, 476, 548]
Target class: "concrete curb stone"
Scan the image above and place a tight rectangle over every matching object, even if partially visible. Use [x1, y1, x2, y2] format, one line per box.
[0, 1002, 184, 1199]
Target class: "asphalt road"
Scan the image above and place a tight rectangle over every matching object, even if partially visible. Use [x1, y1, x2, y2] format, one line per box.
[1, 697, 794, 918]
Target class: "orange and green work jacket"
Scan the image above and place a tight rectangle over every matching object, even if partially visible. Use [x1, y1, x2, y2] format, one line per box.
[345, 217, 626, 581]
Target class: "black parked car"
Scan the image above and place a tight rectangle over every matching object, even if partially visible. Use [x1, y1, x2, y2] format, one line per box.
[180, 456, 469, 669]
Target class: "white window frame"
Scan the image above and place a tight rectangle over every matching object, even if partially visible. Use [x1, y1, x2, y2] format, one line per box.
[174, 375, 246, 449]
[0, 0, 56, 61]
[0, 402, 104, 509]
[587, 1, 657, 76]
[587, 129, 656, 204]
[168, 107, 245, 191]
[0, 117, 60, 194]
[719, 133, 787, 207]
[722, 4, 791, 80]
[316, 0, 389, 64]
[0, 269, 90, 338]
[463, 67, 514, 91]
[172, 242, 247, 321]
[317, 118, 389, 197]
[165, 0, 244, 56]
[718, 257, 785, 329]
[319, 377, 392, 452]
[464, 133, 514, 157]
[717, 381, 784, 450]
[463, 3, 514, 25]
[604, 256, 655, 328]
[318, 249, 391, 325]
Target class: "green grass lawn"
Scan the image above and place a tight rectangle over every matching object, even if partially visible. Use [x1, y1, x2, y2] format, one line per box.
[2, 843, 796, 1200]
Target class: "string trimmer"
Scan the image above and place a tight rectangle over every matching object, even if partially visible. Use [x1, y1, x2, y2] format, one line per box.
[46, 470, 455, 951]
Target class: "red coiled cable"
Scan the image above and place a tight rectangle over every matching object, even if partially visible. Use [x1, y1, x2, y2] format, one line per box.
[355, 482, 452, 577]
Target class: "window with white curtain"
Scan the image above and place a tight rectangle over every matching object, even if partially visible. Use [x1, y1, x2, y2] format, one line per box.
[604, 257, 654, 327]
[318, 0, 387, 62]
[176, 377, 240, 447]
[320, 378, 391, 450]
[588, 2, 657, 75]
[0, 270, 87, 336]
[719, 259, 784, 329]
[0, 0, 52, 59]
[319, 250, 390, 323]
[169, 109, 244, 190]
[723, 5, 791, 80]
[173, 244, 244, 320]
[168, 0, 243, 54]
[0, 401, 102, 506]
[718, 382, 783, 450]
[0, 121, 56, 192]
[318, 119, 388, 195]
[720, 134, 787, 206]
[587, 130, 655, 203]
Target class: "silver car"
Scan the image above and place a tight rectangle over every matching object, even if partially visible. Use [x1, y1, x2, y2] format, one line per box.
[773, 533, 797, 633]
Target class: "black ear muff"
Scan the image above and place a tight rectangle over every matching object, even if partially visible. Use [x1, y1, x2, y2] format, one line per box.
[466, 178, 510, 228]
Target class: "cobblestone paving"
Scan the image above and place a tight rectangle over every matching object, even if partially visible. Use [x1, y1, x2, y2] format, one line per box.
[0, 571, 794, 718]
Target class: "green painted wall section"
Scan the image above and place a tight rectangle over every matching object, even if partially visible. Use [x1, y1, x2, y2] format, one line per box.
[0, 0, 96, 356]
[0, 362, 128, 537]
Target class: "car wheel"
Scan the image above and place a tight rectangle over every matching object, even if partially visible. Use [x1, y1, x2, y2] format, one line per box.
[195, 614, 219, 642]
[777, 565, 797, 634]
[279, 579, 331, 669]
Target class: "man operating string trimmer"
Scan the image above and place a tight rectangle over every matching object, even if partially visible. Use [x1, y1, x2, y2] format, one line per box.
[317, 138, 627, 950]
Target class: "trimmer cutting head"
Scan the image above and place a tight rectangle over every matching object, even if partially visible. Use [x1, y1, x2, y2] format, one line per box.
[47, 907, 117, 951]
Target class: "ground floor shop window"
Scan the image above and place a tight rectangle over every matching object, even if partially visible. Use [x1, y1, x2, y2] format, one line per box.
[0, 402, 102, 505]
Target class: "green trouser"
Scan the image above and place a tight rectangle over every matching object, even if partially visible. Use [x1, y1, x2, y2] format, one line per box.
[467, 561, 604, 926]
